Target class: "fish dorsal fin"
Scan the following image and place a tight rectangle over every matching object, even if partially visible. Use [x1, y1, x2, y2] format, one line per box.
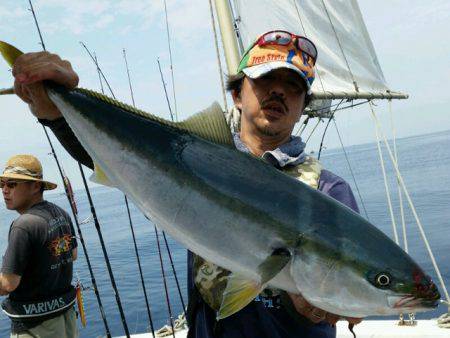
[0, 42, 234, 147]
[0, 41, 23, 67]
[77, 87, 234, 147]
[177, 102, 234, 147]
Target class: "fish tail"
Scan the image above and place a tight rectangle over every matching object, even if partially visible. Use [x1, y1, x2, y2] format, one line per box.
[0, 41, 24, 67]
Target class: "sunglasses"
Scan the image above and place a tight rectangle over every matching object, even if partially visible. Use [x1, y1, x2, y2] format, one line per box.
[256, 30, 318, 64]
[0, 180, 28, 189]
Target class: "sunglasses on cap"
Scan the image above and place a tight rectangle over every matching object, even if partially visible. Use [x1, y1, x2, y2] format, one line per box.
[0, 180, 29, 189]
[255, 30, 318, 64]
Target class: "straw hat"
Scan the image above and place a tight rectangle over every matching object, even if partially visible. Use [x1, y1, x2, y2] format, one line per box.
[0, 155, 57, 190]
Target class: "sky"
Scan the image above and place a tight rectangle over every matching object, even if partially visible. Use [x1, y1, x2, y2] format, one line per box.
[0, 0, 449, 191]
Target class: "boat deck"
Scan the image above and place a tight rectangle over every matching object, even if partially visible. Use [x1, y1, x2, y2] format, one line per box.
[115, 319, 449, 337]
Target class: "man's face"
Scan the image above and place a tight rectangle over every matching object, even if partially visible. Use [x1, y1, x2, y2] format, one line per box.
[1, 179, 39, 213]
[233, 68, 307, 137]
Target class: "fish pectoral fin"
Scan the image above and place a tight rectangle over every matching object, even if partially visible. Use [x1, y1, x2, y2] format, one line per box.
[89, 162, 115, 187]
[217, 273, 263, 320]
[258, 248, 291, 283]
[177, 102, 234, 147]
[0, 41, 24, 67]
[217, 248, 291, 320]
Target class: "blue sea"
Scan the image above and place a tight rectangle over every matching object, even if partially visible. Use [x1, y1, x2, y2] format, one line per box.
[1, 130, 449, 337]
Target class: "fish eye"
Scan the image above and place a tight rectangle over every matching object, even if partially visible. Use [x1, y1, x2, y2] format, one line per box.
[376, 273, 391, 287]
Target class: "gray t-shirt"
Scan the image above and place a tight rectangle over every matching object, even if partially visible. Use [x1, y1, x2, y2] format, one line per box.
[1, 200, 77, 332]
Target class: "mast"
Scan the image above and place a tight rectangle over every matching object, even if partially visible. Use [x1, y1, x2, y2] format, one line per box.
[213, 0, 240, 74]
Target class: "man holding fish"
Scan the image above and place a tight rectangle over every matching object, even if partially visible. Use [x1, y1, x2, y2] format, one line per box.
[3, 30, 439, 338]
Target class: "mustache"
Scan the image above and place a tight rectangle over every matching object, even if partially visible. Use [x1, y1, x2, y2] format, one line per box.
[261, 95, 288, 113]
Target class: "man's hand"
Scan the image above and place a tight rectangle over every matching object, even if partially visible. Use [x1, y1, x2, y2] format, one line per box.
[0, 272, 21, 295]
[288, 293, 363, 326]
[12, 51, 79, 121]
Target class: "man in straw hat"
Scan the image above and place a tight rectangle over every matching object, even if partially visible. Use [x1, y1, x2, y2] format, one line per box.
[11, 30, 362, 337]
[0, 155, 78, 338]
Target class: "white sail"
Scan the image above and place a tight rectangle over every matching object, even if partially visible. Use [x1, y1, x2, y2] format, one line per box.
[229, 0, 404, 100]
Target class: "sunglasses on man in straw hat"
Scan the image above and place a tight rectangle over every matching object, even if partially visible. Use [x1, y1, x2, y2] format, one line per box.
[0, 154, 57, 190]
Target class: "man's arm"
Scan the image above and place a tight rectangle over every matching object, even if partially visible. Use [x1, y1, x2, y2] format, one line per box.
[72, 248, 78, 261]
[12, 52, 93, 169]
[0, 273, 21, 295]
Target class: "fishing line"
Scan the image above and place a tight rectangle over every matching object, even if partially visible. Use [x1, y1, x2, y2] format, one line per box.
[27, 1, 112, 336]
[332, 119, 370, 220]
[162, 0, 178, 121]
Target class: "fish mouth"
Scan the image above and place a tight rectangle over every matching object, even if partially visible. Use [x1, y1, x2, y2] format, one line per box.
[388, 294, 440, 310]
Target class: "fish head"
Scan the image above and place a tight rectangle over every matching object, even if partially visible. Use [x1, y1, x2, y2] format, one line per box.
[371, 266, 441, 314]
[290, 224, 440, 318]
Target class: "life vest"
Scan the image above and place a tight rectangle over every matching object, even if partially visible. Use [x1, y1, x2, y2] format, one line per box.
[1, 286, 76, 321]
[193, 156, 323, 311]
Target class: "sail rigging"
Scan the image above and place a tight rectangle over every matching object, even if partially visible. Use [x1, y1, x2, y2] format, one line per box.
[215, 0, 408, 101]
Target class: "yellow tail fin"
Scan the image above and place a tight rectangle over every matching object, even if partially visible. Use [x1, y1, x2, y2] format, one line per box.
[0, 41, 24, 67]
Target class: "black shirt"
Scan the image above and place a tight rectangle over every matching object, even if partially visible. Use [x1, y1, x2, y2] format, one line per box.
[1, 201, 77, 332]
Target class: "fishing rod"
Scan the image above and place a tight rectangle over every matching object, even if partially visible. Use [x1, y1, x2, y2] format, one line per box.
[124, 50, 181, 336]
[157, 58, 175, 121]
[121, 48, 156, 335]
[27, 1, 112, 336]
[79, 164, 130, 337]
[83, 43, 158, 335]
[157, 57, 187, 311]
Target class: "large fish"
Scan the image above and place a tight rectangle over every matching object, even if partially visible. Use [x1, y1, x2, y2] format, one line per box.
[0, 41, 440, 319]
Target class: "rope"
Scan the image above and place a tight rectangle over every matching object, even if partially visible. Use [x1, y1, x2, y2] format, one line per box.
[390, 103, 407, 247]
[332, 119, 370, 220]
[319, 0, 359, 92]
[373, 119, 399, 244]
[437, 303, 450, 328]
[208, 0, 228, 111]
[27, 2, 112, 335]
[368, 102, 450, 306]
[162, 0, 178, 121]
[308, 99, 370, 118]
[305, 117, 322, 146]
[295, 116, 310, 137]
[389, 101, 408, 251]
[292, 0, 326, 94]
[317, 99, 344, 159]
[155, 313, 188, 337]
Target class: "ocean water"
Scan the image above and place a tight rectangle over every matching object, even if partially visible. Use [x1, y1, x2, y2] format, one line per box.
[1, 130, 449, 337]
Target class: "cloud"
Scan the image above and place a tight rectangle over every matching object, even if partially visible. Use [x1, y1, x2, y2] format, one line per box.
[0, 5, 29, 31]
[31, 0, 114, 35]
